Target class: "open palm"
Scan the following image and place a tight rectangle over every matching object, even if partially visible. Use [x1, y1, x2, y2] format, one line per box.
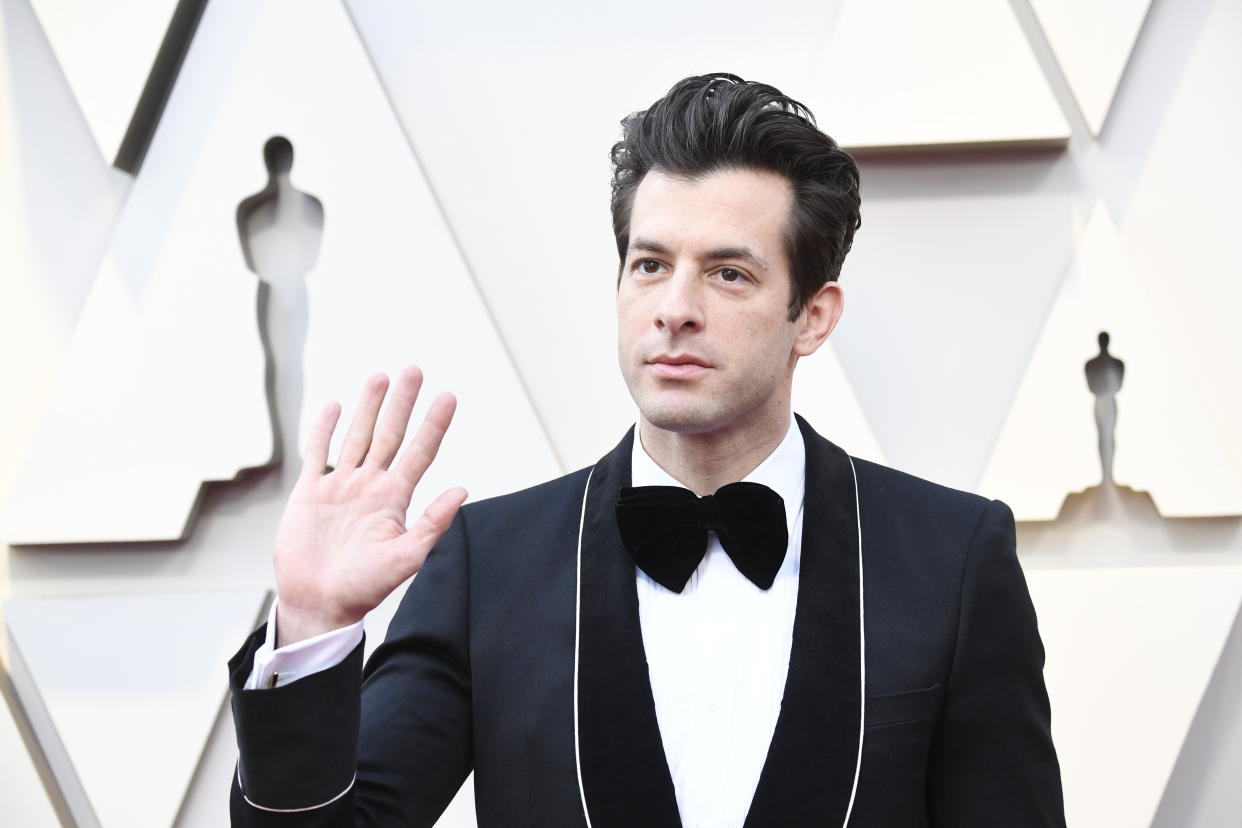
[273, 366, 467, 647]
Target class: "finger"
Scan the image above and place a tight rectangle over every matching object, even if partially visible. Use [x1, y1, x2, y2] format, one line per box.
[390, 487, 469, 575]
[338, 373, 389, 468]
[392, 391, 458, 494]
[365, 365, 423, 471]
[301, 400, 342, 480]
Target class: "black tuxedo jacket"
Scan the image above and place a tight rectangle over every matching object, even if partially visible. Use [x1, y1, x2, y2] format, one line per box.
[228, 416, 1065, 826]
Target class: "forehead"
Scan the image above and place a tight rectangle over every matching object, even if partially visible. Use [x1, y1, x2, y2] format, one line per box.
[629, 167, 792, 263]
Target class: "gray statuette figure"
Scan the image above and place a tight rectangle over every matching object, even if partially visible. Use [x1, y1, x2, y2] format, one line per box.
[1085, 331, 1125, 485]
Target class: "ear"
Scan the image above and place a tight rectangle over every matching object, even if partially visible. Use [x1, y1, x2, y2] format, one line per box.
[793, 281, 844, 357]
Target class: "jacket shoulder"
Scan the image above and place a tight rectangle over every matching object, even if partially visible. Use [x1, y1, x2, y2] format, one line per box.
[464, 465, 593, 511]
[849, 457, 1002, 537]
[458, 465, 594, 537]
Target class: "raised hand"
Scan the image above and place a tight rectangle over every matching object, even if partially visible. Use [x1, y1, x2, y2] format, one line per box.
[272, 366, 468, 647]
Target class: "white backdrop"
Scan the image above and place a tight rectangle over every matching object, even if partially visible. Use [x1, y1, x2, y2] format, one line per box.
[3, 0, 1241, 825]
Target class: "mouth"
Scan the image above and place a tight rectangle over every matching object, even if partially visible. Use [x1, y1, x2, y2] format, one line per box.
[646, 353, 711, 379]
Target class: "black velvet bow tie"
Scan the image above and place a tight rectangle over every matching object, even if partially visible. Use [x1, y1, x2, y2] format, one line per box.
[615, 482, 788, 593]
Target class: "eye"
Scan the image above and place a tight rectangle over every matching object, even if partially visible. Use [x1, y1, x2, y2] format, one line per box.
[637, 259, 662, 274]
[717, 267, 747, 283]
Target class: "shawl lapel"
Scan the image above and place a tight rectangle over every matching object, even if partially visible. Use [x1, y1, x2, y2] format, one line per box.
[573, 417, 864, 828]
[574, 426, 681, 827]
[743, 414, 864, 826]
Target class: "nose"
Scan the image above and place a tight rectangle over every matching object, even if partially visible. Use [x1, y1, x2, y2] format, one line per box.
[654, 269, 704, 334]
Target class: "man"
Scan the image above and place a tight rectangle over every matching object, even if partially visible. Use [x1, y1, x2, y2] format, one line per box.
[228, 73, 1065, 826]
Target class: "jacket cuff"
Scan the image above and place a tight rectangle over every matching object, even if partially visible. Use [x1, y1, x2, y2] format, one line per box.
[228, 625, 364, 811]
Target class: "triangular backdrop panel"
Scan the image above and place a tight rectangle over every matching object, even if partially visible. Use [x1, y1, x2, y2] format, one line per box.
[1119, 0, 1242, 511]
[0, 0, 132, 512]
[4, 589, 269, 828]
[804, 0, 1070, 150]
[979, 201, 1242, 519]
[1, 0, 566, 544]
[1028, 0, 1153, 135]
[824, 162, 1078, 492]
[181, 0, 569, 500]
[344, 0, 857, 472]
[0, 674, 61, 828]
[1026, 566, 1242, 828]
[3, 1, 289, 545]
[1, 155, 275, 543]
[28, 0, 185, 168]
[792, 344, 885, 464]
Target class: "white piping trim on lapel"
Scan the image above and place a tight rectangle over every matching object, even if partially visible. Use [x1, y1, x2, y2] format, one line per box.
[841, 455, 865, 828]
[573, 466, 597, 828]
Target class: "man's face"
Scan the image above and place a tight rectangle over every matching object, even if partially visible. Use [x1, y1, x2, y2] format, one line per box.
[617, 166, 828, 438]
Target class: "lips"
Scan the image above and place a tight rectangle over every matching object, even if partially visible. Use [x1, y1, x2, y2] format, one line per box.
[650, 353, 709, 367]
[647, 354, 711, 378]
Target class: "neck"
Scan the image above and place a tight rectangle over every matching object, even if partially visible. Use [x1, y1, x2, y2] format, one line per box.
[638, 406, 792, 496]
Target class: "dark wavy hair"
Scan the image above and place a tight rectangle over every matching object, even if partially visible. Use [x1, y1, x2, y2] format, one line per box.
[610, 73, 861, 320]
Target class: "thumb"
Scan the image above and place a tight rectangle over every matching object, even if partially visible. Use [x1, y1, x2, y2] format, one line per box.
[393, 487, 469, 573]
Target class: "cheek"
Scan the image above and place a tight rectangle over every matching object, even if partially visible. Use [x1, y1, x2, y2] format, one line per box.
[617, 291, 655, 337]
[728, 312, 798, 374]
[617, 308, 639, 345]
[616, 306, 645, 364]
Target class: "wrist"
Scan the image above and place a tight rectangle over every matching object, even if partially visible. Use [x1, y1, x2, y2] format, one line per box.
[275, 602, 362, 648]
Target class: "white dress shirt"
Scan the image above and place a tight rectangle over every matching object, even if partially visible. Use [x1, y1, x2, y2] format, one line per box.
[246, 418, 805, 828]
[632, 418, 804, 828]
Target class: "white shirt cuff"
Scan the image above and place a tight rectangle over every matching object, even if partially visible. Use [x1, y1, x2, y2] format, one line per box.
[243, 599, 365, 690]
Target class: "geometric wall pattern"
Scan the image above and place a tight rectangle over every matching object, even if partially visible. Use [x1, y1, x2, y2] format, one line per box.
[0, 0, 133, 525]
[1027, 566, 1242, 828]
[272, 0, 562, 502]
[4, 590, 269, 828]
[3, 0, 1241, 825]
[980, 201, 1242, 520]
[807, 0, 1071, 151]
[28, 0, 195, 171]
[2, 1, 280, 544]
[1028, 0, 1153, 135]
[791, 344, 885, 464]
[2, 0, 565, 545]
[342, 0, 896, 473]
[0, 220, 275, 543]
[1118, 0, 1242, 517]
[0, 672, 61, 828]
[825, 166, 1079, 494]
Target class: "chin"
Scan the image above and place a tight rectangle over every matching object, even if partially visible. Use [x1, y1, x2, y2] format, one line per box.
[635, 397, 728, 435]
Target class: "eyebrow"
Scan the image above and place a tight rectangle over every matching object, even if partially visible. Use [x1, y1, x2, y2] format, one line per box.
[629, 238, 672, 257]
[628, 237, 770, 271]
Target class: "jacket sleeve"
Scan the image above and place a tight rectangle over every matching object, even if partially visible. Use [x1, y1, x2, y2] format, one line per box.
[926, 499, 1066, 827]
[228, 509, 474, 826]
